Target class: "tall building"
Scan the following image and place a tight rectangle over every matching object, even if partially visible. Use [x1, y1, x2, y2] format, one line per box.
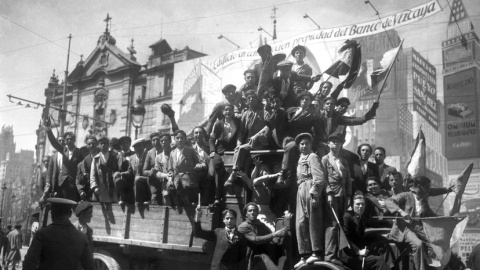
[346, 30, 448, 207]
[441, 0, 480, 256]
[0, 125, 15, 162]
[0, 149, 34, 225]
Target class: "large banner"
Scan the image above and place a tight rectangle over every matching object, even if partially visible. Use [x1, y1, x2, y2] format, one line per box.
[444, 68, 480, 159]
[205, 0, 441, 72]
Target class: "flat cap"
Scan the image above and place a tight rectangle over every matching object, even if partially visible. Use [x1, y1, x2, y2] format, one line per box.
[328, 131, 346, 142]
[291, 45, 307, 55]
[295, 133, 313, 145]
[118, 136, 132, 145]
[75, 201, 93, 217]
[277, 60, 294, 68]
[257, 44, 271, 54]
[296, 91, 314, 101]
[98, 136, 109, 144]
[131, 138, 145, 148]
[150, 132, 161, 140]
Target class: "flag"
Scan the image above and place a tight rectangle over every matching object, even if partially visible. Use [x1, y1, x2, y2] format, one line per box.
[371, 39, 404, 101]
[323, 39, 362, 88]
[421, 216, 468, 269]
[405, 128, 426, 178]
[449, 163, 474, 216]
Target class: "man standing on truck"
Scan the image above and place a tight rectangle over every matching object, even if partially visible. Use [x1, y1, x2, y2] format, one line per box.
[24, 198, 94, 270]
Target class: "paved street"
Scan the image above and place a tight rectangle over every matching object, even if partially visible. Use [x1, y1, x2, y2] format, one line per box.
[1, 246, 28, 270]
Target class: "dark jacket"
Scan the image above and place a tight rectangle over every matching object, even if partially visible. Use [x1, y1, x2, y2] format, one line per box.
[46, 129, 83, 189]
[238, 220, 277, 270]
[143, 148, 161, 178]
[352, 161, 379, 194]
[76, 154, 94, 198]
[23, 219, 94, 270]
[210, 118, 242, 155]
[195, 223, 247, 270]
[343, 211, 366, 256]
[272, 71, 313, 108]
[91, 151, 119, 203]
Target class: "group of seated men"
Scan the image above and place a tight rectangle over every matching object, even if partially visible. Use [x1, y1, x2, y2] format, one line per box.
[36, 43, 453, 270]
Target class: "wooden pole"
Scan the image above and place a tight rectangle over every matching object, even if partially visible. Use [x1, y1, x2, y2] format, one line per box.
[60, 34, 72, 136]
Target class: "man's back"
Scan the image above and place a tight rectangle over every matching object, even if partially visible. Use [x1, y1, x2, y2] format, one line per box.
[23, 220, 94, 270]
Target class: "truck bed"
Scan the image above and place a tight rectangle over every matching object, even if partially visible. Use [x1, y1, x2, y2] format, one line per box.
[78, 203, 219, 253]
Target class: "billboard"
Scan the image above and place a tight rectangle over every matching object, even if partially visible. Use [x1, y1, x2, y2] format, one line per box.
[411, 48, 438, 129]
[444, 68, 479, 159]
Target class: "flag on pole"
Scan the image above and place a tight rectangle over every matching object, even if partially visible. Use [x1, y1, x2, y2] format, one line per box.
[323, 40, 362, 88]
[421, 216, 469, 269]
[449, 163, 474, 216]
[405, 128, 426, 178]
[372, 39, 404, 101]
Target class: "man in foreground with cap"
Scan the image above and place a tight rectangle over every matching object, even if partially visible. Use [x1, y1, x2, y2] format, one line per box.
[24, 198, 94, 270]
[118, 138, 150, 206]
[272, 60, 321, 108]
[291, 45, 314, 93]
[74, 201, 94, 249]
[320, 131, 352, 266]
[91, 136, 120, 203]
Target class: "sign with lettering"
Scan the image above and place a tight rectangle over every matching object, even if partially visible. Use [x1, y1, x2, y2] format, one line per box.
[205, 0, 442, 72]
[444, 68, 479, 159]
[411, 48, 438, 129]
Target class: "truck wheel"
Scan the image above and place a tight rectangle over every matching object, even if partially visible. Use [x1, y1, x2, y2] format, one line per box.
[94, 252, 122, 270]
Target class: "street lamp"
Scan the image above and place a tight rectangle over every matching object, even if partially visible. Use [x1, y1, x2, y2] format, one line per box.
[130, 96, 146, 139]
[0, 183, 6, 228]
[217, 35, 240, 50]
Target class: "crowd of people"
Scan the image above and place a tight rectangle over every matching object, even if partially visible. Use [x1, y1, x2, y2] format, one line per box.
[33, 43, 463, 270]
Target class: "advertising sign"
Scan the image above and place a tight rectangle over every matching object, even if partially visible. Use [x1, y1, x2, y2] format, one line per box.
[411, 48, 438, 129]
[444, 41, 473, 68]
[444, 68, 479, 159]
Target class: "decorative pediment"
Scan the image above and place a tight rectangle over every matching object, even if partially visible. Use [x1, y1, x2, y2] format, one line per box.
[69, 34, 140, 81]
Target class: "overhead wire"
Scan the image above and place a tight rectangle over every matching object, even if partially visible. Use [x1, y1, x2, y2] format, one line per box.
[0, 14, 81, 56]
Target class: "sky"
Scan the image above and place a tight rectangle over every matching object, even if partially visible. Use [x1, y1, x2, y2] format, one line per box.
[0, 0, 479, 152]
